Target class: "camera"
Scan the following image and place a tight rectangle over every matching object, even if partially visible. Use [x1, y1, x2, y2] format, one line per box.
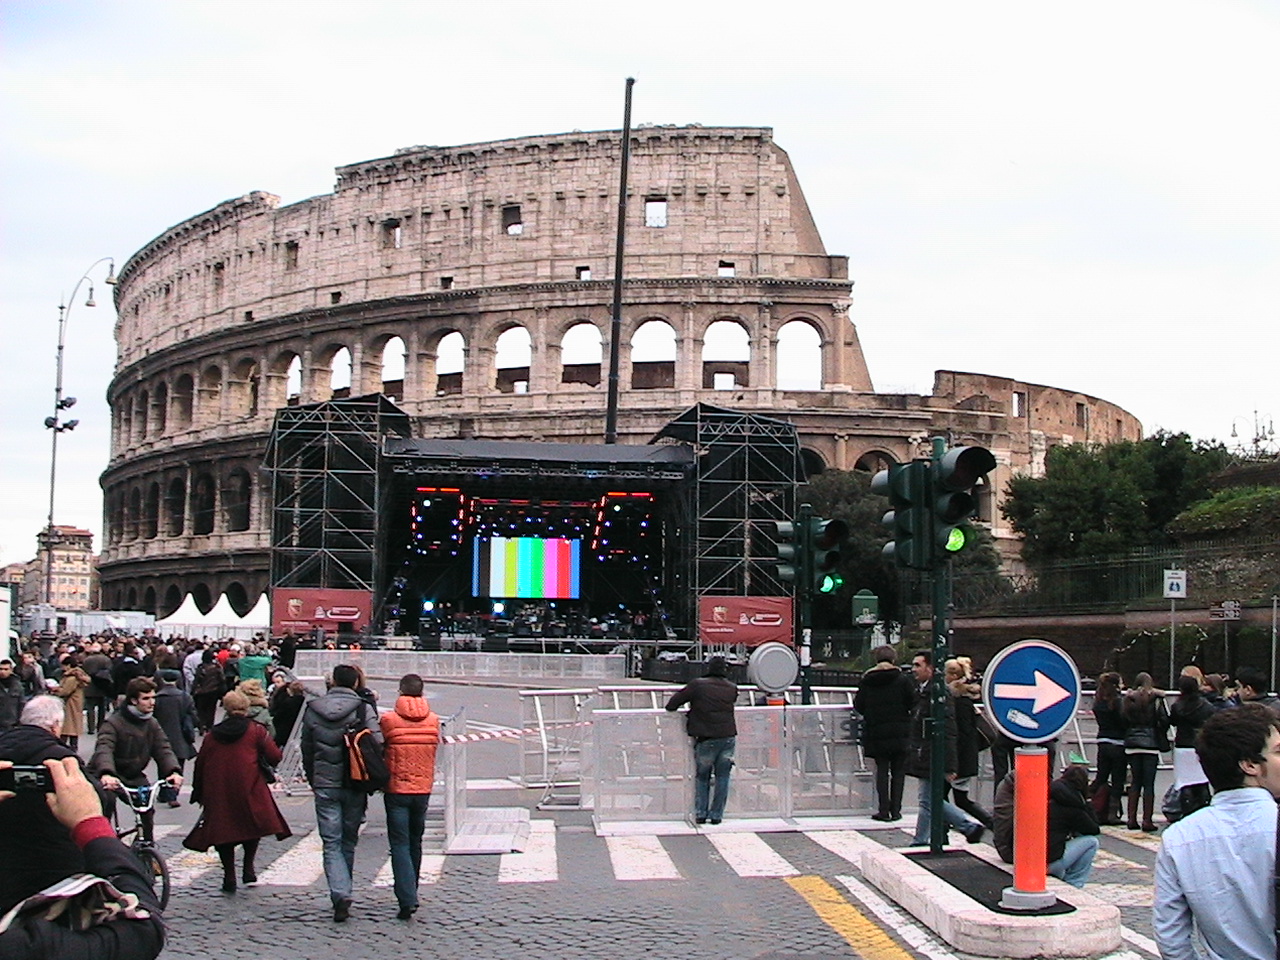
[0, 764, 55, 793]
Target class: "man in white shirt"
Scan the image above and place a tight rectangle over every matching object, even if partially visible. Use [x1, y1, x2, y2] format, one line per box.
[1154, 702, 1280, 960]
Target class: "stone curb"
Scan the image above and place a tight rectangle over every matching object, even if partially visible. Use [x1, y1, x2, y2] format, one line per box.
[860, 844, 1123, 959]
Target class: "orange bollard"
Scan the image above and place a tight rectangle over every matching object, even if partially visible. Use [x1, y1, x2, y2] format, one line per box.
[1001, 745, 1057, 910]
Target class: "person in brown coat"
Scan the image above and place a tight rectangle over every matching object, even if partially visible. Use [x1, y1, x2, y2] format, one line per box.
[185, 689, 291, 893]
[56, 656, 92, 750]
[378, 674, 440, 920]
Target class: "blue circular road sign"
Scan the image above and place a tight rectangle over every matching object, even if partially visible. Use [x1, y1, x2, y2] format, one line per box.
[981, 639, 1081, 744]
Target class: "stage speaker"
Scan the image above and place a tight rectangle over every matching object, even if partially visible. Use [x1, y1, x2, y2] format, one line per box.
[417, 629, 441, 652]
[482, 635, 509, 653]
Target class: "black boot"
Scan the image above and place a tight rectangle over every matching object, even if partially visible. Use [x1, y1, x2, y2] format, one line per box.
[242, 839, 259, 885]
[1126, 788, 1141, 830]
[953, 788, 993, 829]
[216, 844, 236, 893]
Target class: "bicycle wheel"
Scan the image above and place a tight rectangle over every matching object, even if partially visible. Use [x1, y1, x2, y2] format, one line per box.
[134, 845, 171, 910]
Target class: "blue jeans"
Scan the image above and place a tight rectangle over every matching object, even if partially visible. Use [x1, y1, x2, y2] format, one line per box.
[384, 792, 429, 910]
[693, 736, 735, 821]
[314, 787, 368, 904]
[1049, 835, 1099, 888]
[912, 777, 981, 844]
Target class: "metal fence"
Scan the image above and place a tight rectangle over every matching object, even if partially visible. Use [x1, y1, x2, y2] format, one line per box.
[590, 704, 870, 827]
[295, 650, 626, 681]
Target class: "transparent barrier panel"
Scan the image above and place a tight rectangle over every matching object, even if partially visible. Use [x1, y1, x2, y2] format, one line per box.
[592, 709, 691, 822]
[785, 705, 872, 816]
[440, 707, 466, 845]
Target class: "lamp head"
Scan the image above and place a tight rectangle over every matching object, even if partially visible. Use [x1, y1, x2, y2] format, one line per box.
[59, 397, 77, 409]
[104, 261, 117, 286]
[85, 286, 95, 308]
[44, 416, 58, 429]
[64, 419, 79, 431]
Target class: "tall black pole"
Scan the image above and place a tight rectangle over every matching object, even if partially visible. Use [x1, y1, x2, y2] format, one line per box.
[604, 77, 635, 444]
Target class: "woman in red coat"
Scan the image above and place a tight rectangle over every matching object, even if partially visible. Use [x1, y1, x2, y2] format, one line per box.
[185, 689, 291, 892]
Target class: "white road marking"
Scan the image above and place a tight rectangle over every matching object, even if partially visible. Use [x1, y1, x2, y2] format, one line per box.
[372, 854, 446, 887]
[498, 818, 557, 883]
[165, 848, 222, 888]
[803, 828, 881, 866]
[605, 835, 681, 881]
[1095, 849, 1148, 871]
[1090, 882, 1153, 907]
[706, 831, 798, 877]
[150, 824, 183, 840]
[835, 873, 962, 960]
[256, 830, 326, 886]
[1122, 927, 1161, 956]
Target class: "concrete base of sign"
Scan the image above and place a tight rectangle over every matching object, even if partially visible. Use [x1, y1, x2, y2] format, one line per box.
[999, 886, 1059, 911]
[860, 844, 1123, 959]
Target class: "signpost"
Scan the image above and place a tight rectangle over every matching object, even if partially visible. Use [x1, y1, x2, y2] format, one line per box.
[982, 639, 1082, 911]
[1164, 569, 1187, 688]
[1210, 599, 1241, 674]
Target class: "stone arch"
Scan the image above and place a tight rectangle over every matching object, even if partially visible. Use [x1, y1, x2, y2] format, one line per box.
[776, 319, 823, 390]
[161, 584, 182, 618]
[229, 357, 261, 418]
[134, 389, 150, 442]
[173, 373, 194, 429]
[431, 330, 465, 396]
[854, 450, 897, 473]
[198, 365, 222, 425]
[191, 472, 216, 536]
[119, 393, 134, 449]
[319, 344, 352, 399]
[225, 581, 250, 618]
[800, 447, 828, 479]
[153, 382, 168, 436]
[494, 325, 531, 393]
[630, 319, 677, 390]
[701, 318, 751, 390]
[267, 350, 303, 408]
[223, 468, 252, 532]
[126, 487, 142, 541]
[379, 335, 407, 400]
[560, 322, 602, 386]
[191, 582, 213, 615]
[165, 477, 186, 536]
[143, 481, 160, 539]
[143, 585, 157, 615]
[127, 586, 139, 609]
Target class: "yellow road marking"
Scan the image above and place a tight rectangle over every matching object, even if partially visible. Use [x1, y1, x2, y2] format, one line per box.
[785, 875, 917, 960]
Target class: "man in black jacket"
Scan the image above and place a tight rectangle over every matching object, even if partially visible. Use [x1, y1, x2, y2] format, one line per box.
[0, 756, 165, 959]
[665, 657, 737, 825]
[0, 661, 22, 731]
[854, 645, 915, 821]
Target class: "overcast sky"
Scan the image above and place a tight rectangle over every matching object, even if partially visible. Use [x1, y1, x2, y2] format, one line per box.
[1, 0, 1277, 567]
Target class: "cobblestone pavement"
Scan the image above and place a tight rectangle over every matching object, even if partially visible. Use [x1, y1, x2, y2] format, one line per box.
[141, 790, 1165, 960]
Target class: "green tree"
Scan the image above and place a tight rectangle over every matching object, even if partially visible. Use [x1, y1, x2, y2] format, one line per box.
[1001, 431, 1230, 563]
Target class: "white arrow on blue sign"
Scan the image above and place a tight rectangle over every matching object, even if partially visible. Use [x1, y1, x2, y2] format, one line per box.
[981, 639, 1082, 744]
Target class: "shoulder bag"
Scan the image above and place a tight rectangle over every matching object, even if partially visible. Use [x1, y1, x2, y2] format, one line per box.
[344, 701, 390, 793]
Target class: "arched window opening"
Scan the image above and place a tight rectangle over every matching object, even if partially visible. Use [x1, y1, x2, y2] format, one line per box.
[191, 582, 213, 615]
[630, 319, 676, 390]
[330, 347, 352, 399]
[800, 448, 828, 480]
[144, 482, 160, 539]
[225, 582, 250, 618]
[854, 451, 896, 474]
[126, 488, 141, 541]
[134, 390, 150, 442]
[231, 358, 261, 418]
[192, 473, 216, 536]
[165, 478, 186, 536]
[127, 587, 138, 609]
[494, 326, 531, 394]
[161, 584, 182, 618]
[143, 586, 157, 615]
[198, 366, 222, 424]
[153, 383, 168, 436]
[560, 323, 602, 386]
[777, 320, 823, 390]
[173, 374, 194, 429]
[381, 336, 407, 400]
[284, 354, 302, 406]
[701, 320, 751, 390]
[223, 469, 252, 532]
[435, 332, 464, 396]
[119, 401, 133, 451]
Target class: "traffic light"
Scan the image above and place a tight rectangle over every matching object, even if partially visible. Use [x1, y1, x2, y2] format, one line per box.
[808, 518, 849, 594]
[871, 461, 933, 570]
[773, 520, 804, 585]
[932, 445, 997, 557]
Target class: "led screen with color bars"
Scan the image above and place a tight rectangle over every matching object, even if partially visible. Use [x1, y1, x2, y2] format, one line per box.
[472, 537, 581, 599]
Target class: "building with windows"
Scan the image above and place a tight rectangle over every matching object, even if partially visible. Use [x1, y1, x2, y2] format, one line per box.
[99, 126, 1140, 616]
[20, 526, 96, 611]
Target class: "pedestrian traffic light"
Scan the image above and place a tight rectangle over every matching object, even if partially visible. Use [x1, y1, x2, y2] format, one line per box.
[932, 445, 997, 557]
[772, 520, 804, 584]
[808, 518, 849, 594]
[871, 461, 933, 569]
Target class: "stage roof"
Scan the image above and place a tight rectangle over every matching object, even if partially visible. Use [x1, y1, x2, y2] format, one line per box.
[383, 438, 694, 481]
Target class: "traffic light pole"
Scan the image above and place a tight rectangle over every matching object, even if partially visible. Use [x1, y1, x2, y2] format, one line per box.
[797, 502, 814, 705]
[929, 436, 951, 854]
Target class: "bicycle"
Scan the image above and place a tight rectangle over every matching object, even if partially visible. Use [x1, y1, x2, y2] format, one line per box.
[112, 782, 175, 910]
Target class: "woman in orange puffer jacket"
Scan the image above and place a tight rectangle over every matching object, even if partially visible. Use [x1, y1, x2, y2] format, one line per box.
[377, 673, 440, 920]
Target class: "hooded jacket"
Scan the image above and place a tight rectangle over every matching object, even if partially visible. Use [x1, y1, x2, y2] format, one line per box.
[380, 695, 441, 794]
[853, 662, 914, 758]
[300, 686, 381, 788]
[665, 672, 737, 740]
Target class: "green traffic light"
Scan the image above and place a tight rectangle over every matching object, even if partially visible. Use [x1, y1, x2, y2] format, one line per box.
[942, 526, 968, 552]
[819, 573, 844, 594]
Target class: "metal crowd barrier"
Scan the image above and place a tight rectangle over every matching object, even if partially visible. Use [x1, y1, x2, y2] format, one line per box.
[518, 688, 596, 799]
[294, 650, 627, 682]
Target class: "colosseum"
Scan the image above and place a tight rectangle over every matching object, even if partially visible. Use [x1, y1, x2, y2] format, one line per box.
[99, 125, 1141, 632]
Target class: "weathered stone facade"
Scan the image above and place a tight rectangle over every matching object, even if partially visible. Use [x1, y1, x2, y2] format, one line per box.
[99, 126, 1141, 615]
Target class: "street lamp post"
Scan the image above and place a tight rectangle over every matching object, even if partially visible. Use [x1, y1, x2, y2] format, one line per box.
[43, 257, 115, 606]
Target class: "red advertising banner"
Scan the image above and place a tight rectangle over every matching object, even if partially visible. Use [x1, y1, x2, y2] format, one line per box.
[698, 596, 794, 647]
[271, 588, 372, 637]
